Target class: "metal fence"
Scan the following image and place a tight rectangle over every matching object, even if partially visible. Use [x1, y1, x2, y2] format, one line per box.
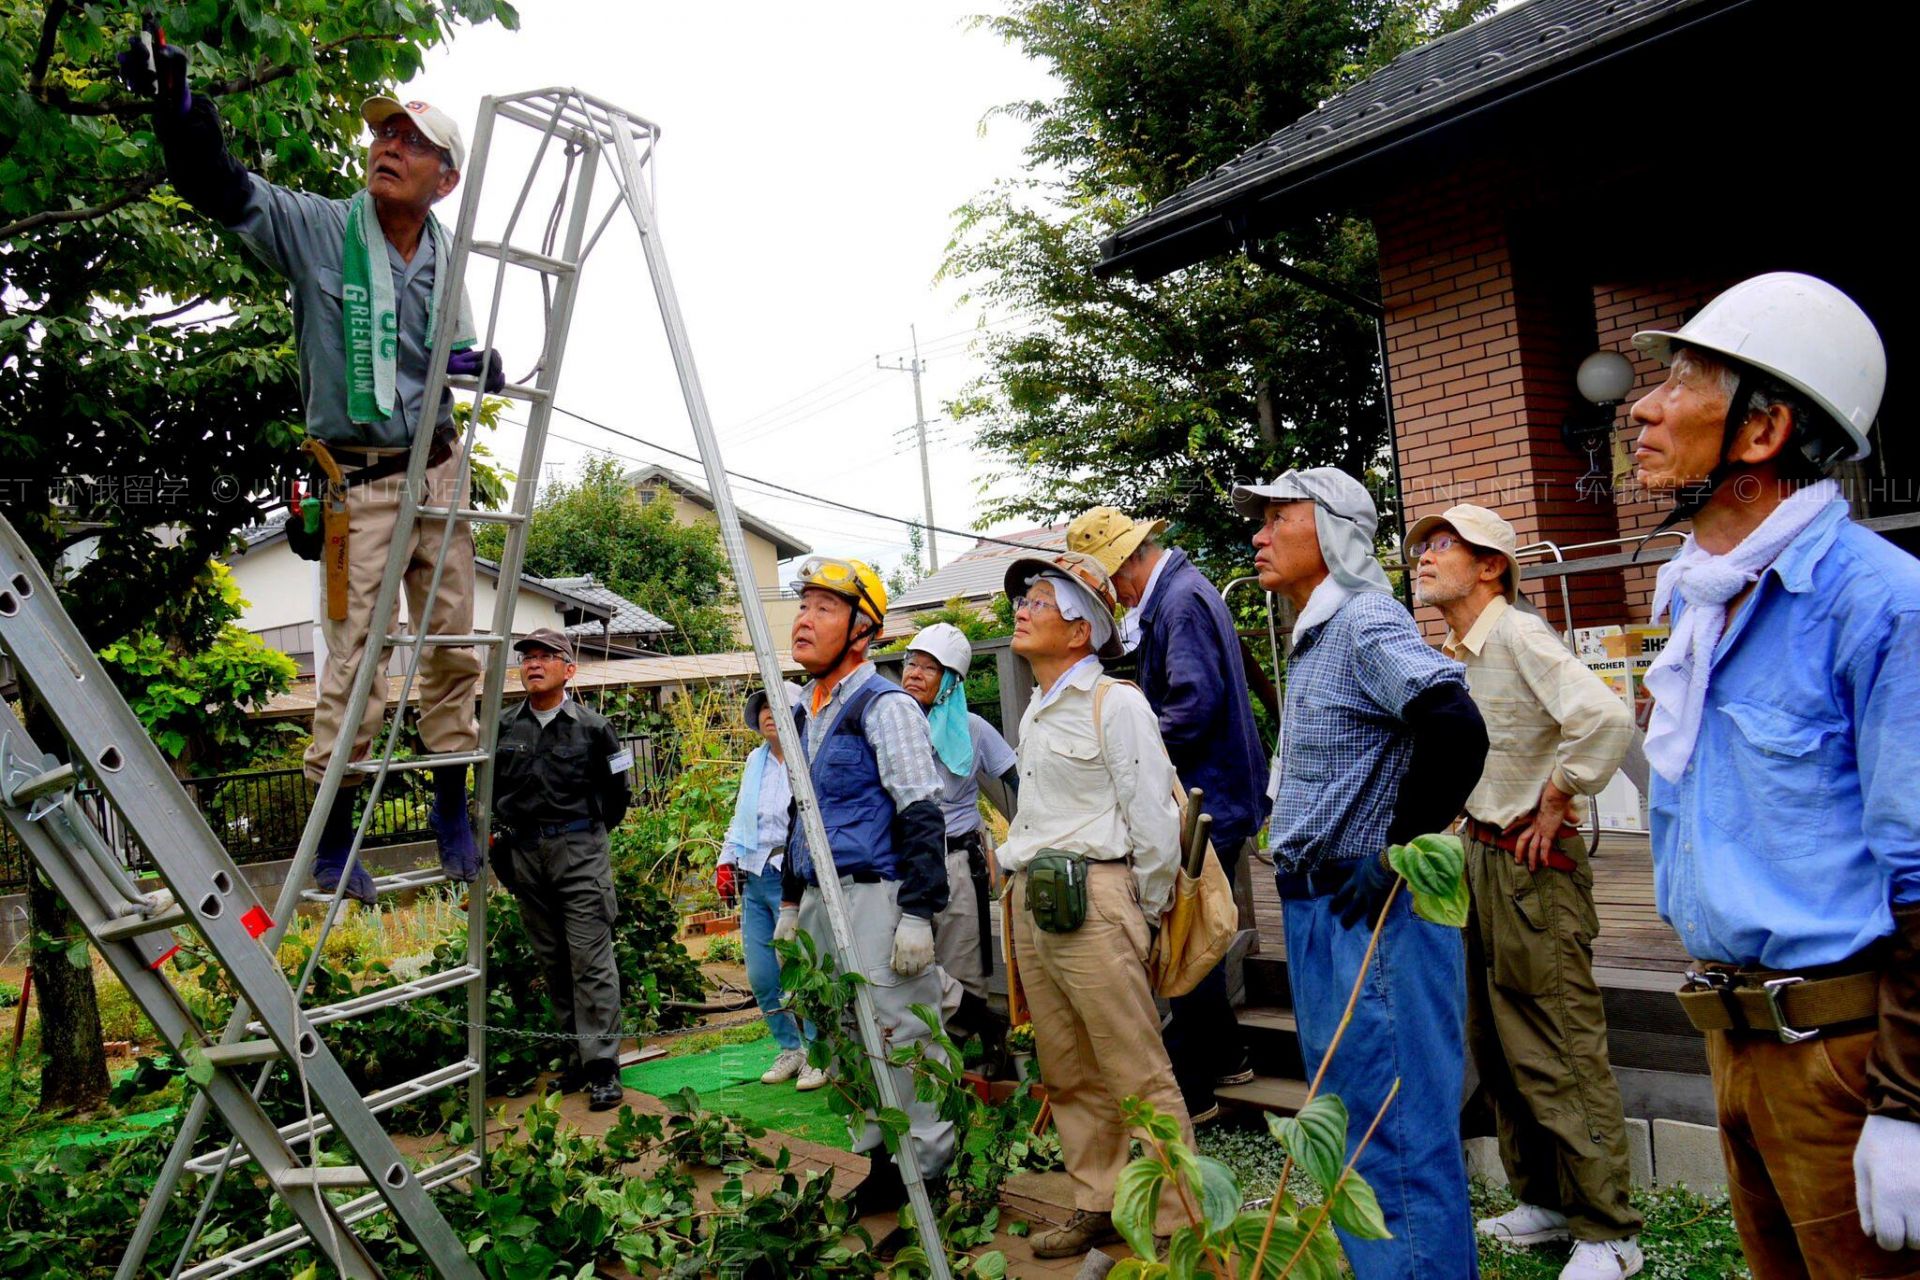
[0, 735, 663, 894]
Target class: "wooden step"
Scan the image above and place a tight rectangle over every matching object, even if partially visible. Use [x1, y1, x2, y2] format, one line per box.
[1214, 1074, 1313, 1117]
[1237, 1005, 1296, 1034]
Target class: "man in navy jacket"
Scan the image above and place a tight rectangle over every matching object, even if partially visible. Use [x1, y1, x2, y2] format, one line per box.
[1070, 507, 1267, 1120]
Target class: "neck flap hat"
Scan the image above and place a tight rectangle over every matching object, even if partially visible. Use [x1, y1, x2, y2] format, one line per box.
[1232, 468, 1393, 596]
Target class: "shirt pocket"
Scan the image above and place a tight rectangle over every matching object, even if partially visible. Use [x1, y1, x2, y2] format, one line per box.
[544, 739, 591, 792]
[1708, 699, 1845, 858]
[1283, 705, 1342, 783]
[1032, 731, 1107, 812]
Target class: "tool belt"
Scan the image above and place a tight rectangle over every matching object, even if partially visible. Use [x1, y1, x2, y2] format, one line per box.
[948, 828, 995, 977]
[1463, 816, 1580, 873]
[1678, 958, 1881, 1044]
[287, 427, 458, 619]
[328, 423, 457, 489]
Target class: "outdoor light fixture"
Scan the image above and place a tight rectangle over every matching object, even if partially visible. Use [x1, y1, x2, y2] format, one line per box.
[1564, 350, 1634, 499]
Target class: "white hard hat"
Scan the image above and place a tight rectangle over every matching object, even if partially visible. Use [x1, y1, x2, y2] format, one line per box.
[905, 622, 972, 677]
[1633, 272, 1883, 461]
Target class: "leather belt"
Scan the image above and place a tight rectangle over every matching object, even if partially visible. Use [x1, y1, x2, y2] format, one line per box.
[1463, 815, 1580, 873]
[946, 829, 984, 853]
[1272, 860, 1358, 900]
[331, 424, 456, 488]
[1678, 962, 1880, 1043]
[531, 817, 598, 838]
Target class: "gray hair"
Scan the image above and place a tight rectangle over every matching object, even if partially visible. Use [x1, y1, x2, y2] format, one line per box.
[1674, 346, 1841, 477]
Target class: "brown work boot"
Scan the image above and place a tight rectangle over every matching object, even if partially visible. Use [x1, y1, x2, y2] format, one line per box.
[1031, 1209, 1121, 1259]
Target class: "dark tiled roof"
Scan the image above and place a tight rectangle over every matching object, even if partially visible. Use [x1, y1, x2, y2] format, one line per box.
[536, 575, 673, 638]
[1099, 0, 1728, 279]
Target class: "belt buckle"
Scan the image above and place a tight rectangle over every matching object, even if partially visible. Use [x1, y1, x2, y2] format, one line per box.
[1761, 975, 1819, 1044]
[1684, 968, 1729, 992]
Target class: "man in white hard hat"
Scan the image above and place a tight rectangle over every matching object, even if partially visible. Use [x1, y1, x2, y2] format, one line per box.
[123, 39, 508, 904]
[1234, 467, 1488, 1277]
[898, 623, 1020, 1071]
[1629, 272, 1919, 1275]
[1410, 504, 1642, 1280]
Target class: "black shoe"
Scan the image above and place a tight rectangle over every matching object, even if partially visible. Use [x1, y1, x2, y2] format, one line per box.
[1215, 1055, 1254, 1088]
[549, 1062, 587, 1095]
[847, 1156, 909, 1219]
[588, 1076, 624, 1111]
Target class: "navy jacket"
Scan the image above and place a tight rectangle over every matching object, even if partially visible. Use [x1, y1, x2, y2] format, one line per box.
[1134, 548, 1267, 848]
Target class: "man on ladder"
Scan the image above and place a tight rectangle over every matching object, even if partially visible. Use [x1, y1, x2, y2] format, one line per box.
[773, 558, 956, 1247]
[121, 37, 508, 901]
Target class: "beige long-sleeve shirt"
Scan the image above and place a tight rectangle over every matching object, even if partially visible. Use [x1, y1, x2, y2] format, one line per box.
[999, 657, 1182, 918]
[1443, 596, 1633, 828]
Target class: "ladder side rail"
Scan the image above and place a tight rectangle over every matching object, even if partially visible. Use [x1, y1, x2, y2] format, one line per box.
[603, 115, 955, 1280]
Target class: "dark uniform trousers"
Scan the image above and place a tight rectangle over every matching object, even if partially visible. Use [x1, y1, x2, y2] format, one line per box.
[503, 825, 621, 1072]
[1464, 829, 1642, 1242]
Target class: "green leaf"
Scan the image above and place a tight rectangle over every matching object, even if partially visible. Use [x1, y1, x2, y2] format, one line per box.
[1110, 1157, 1166, 1259]
[65, 939, 91, 969]
[1191, 1154, 1240, 1233]
[1267, 1094, 1348, 1195]
[1387, 833, 1469, 927]
[971, 1251, 1007, 1279]
[1329, 1171, 1391, 1240]
[181, 1040, 214, 1086]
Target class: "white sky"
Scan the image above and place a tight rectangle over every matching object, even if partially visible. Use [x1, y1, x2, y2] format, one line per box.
[412, 2, 1060, 581]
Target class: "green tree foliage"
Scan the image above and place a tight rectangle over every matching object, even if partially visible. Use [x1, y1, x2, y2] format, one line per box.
[476, 455, 737, 654]
[942, 0, 1491, 580]
[95, 561, 297, 775]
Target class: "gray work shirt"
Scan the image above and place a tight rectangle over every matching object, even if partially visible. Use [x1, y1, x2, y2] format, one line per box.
[935, 713, 1018, 836]
[230, 175, 455, 448]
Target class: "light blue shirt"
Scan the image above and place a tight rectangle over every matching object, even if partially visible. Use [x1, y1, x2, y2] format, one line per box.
[1651, 502, 1920, 968]
[722, 743, 793, 877]
[935, 713, 1019, 835]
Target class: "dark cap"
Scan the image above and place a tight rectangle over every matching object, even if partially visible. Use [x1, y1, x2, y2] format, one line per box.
[513, 627, 575, 661]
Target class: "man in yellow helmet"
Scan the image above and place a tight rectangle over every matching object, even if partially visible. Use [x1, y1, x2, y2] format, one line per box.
[771, 556, 955, 1246]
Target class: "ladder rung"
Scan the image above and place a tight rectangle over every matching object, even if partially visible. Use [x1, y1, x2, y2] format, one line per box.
[4, 762, 76, 806]
[470, 239, 577, 276]
[298, 865, 451, 904]
[178, 1153, 480, 1280]
[348, 751, 488, 775]
[202, 1039, 284, 1068]
[448, 374, 551, 403]
[246, 964, 481, 1035]
[383, 633, 505, 648]
[273, 1164, 371, 1189]
[94, 903, 188, 942]
[418, 505, 527, 525]
[185, 1060, 480, 1176]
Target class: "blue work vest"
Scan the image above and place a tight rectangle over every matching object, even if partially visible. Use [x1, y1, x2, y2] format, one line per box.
[787, 679, 901, 884]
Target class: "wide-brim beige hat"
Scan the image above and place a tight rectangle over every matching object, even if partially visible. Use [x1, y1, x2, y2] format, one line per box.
[1405, 503, 1521, 603]
[1067, 506, 1168, 577]
[363, 95, 466, 171]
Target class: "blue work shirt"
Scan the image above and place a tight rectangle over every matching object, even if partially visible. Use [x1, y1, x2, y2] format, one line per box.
[1651, 501, 1920, 969]
[1267, 592, 1467, 874]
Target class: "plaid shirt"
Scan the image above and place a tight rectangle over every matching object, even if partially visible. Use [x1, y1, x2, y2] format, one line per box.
[1267, 592, 1467, 874]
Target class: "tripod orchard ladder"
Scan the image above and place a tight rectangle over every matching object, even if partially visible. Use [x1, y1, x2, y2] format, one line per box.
[3, 86, 954, 1280]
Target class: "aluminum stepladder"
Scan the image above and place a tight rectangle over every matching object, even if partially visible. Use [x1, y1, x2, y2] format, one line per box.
[10, 90, 606, 1280]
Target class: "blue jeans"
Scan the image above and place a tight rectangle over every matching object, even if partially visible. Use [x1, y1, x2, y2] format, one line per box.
[739, 863, 808, 1051]
[1283, 886, 1478, 1278]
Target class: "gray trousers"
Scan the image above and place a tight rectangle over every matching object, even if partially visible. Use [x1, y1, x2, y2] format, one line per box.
[799, 877, 956, 1176]
[932, 844, 987, 1000]
[507, 826, 621, 1071]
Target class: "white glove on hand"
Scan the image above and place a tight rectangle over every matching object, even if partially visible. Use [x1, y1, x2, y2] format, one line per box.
[1855, 1113, 1920, 1252]
[773, 905, 800, 945]
[891, 914, 936, 978]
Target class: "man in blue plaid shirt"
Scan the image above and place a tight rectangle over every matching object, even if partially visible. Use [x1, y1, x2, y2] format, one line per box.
[1234, 468, 1489, 1278]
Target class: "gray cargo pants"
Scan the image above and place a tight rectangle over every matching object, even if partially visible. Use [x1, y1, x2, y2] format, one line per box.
[799, 876, 956, 1176]
[505, 825, 622, 1073]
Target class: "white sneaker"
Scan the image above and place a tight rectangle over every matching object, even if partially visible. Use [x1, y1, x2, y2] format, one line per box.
[1476, 1203, 1571, 1247]
[760, 1048, 806, 1084]
[795, 1062, 829, 1092]
[1560, 1237, 1643, 1280]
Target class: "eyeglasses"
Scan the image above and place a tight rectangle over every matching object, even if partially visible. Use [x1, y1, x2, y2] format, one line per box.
[1405, 534, 1463, 559]
[373, 119, 447, 158]
[1011, 595, 1061, 617]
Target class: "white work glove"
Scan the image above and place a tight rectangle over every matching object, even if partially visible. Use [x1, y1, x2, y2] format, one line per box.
[773, 905, 799, 945]
[891, 914, 936, 978]
[1855, 1113, 1920, 1252]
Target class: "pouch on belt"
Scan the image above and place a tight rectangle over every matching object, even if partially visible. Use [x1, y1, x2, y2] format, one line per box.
[1026, 848, 1088, 934]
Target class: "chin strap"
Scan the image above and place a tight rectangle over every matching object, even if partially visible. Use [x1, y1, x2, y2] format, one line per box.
[1638, 368, 1764, 556]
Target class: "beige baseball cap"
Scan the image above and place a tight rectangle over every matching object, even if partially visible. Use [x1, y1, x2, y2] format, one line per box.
[1404, 503, 1521, 603]
[362, 96, 466, 171]
[1066, 506, 1168, 576]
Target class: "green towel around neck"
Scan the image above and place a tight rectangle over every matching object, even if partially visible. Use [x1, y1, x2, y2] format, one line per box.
[341, 190, 475, 425]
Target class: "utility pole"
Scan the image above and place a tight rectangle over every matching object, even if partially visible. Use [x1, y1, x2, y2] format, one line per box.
[877, 324, 938, 571]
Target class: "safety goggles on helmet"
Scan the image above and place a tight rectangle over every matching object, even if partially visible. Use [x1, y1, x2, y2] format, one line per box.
[790, 556, 888, 626]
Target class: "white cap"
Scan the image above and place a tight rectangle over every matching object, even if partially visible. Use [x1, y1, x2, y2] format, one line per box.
[362, 96, 466, 171]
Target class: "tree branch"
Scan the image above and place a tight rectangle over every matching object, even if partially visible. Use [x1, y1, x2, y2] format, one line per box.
[27, 0, 71, 97]
[0, 173, 161, 240]
[144, 292, 213, 324]
[38, 32, 404, 117]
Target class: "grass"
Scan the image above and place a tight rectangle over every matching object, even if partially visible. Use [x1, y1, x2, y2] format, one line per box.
[661, 1019, 770, 1059]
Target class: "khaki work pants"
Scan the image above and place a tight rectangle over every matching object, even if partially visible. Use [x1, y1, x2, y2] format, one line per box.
[1709, 1025, 1920, 1278]
[304, 444, 481, 784]
[1463, 830, 1641, 1241]
[1011, 862, 1192, 1229]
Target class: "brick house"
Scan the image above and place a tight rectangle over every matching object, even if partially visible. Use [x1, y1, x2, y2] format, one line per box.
[1099, 0, 1912, 638]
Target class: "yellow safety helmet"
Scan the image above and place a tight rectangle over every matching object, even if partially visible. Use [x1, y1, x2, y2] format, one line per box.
[789, 556, 889, 627]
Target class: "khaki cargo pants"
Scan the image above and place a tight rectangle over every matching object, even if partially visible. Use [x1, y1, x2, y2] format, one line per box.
[1463, 830, 1641, 1241]
[303, 443, 481, 784]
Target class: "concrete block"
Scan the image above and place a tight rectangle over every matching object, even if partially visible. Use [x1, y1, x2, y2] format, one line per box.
[1624, 1116, 1653, 1188]
[1462, 1136, 1509, 1188]
[1652, 1118, 1726, 1193]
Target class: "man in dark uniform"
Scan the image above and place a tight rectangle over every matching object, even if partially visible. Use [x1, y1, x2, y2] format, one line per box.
[492, 628, 633, 1111]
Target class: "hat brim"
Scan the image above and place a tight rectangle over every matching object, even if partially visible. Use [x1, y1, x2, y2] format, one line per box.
[1231, 480, 1310, 520]
[361, 95, 461, 167]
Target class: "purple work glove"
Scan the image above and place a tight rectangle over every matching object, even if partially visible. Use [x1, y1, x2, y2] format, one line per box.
[447, 347, 508, 394]
[118, 25, 191, 118]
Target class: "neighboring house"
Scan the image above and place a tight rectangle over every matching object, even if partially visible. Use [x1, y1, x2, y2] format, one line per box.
[881, 526, 1065, 638]
[622, 464, 812, 644]
[223, 519, 658, 676]
[535, 574, 673, 659]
